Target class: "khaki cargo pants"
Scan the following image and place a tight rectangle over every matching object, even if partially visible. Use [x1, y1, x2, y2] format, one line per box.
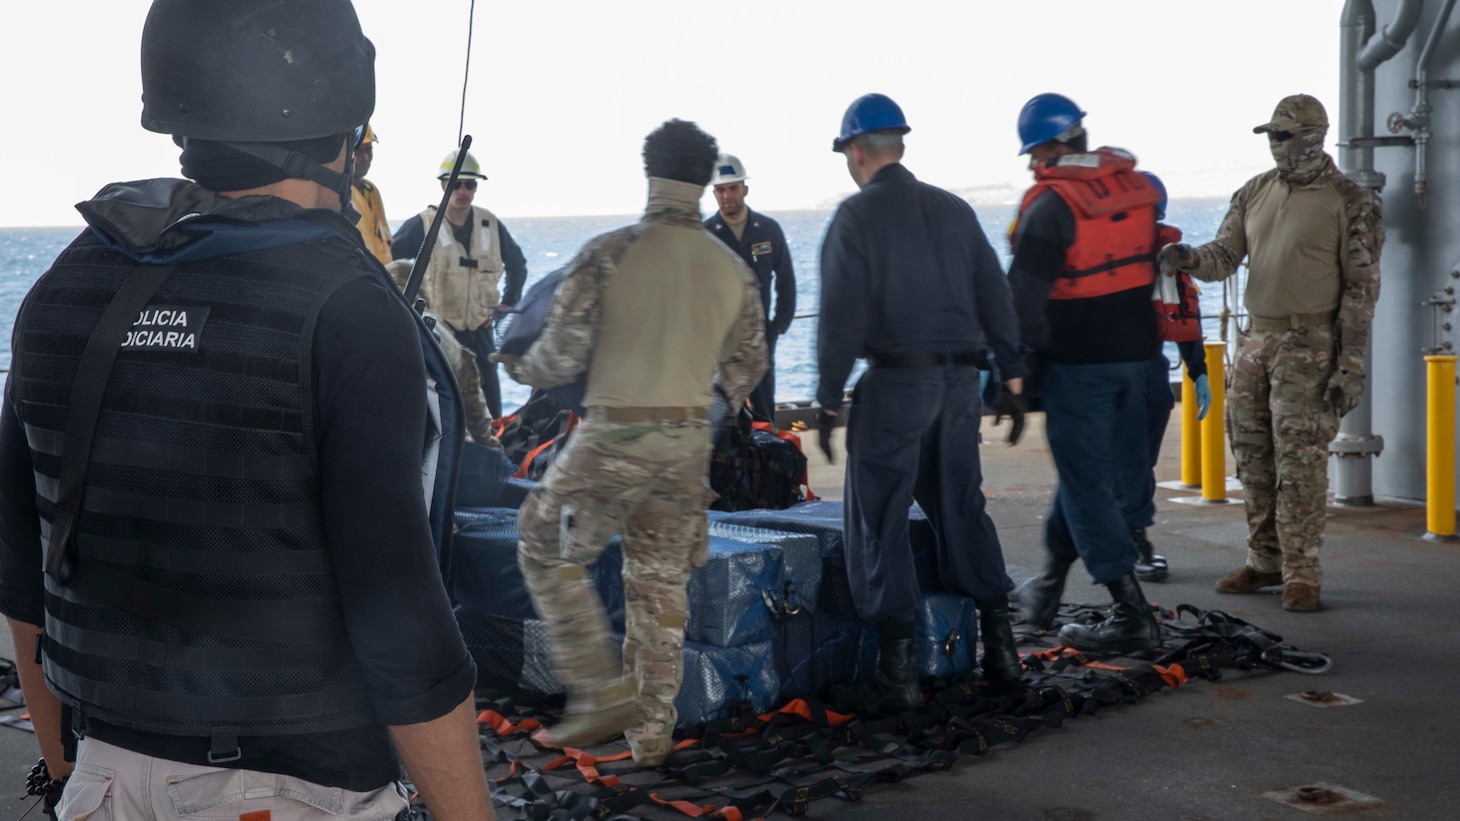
[56, 738, 407, 820]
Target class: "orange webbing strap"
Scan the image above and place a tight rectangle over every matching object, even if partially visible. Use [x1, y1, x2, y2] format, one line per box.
[650, 793, 719, 818]
[554, 747, 633, 789]
[477, 709, 542, 735]
[490, 413, 517, 439]
[1032, 645, 1133, 672]
[513, 437, 556, 479]
[1153, 663, 1189, 689]
[775, 698, 855, 728]
[717, 698, 855, 738]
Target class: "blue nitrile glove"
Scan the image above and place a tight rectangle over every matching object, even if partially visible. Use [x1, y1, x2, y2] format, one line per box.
[1194, 374, 1212, 421]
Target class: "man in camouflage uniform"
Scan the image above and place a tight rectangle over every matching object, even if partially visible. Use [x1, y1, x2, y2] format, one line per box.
[1159, 94, 1383, 612]
[496, 120, 766, 765]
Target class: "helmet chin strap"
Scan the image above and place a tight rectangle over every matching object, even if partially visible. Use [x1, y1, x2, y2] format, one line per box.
[219, 139, 359, 222]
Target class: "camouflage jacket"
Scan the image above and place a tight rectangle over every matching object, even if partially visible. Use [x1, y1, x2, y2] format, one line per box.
[512, 179, 767, 410]
[1189, 155, 1384, 372]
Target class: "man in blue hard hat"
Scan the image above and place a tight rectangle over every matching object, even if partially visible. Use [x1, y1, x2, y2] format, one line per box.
[1008, 92, 1164, 654]
[705, 154, 796, 420]
[816, 93, 1029, 710]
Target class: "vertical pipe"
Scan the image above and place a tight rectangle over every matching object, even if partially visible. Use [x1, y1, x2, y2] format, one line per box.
[1201, 342, 1227, 503]
[1426, 355, 1457, 539]
[1181, 362, 1203, 488]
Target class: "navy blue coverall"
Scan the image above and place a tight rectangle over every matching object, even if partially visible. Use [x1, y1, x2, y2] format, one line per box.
[816, 163, 1026, 627]
[1009, 190, 1163, 584]
[706, 208, 795, 419]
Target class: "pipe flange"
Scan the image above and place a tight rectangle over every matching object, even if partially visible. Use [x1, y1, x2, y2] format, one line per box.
[1328, 434, 1385, 457]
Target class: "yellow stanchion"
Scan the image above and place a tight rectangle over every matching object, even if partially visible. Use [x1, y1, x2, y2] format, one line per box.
[1426, 354, 1457, 539]
[1201, 341, 1226, 502]
[1180, 360, 1203, 488]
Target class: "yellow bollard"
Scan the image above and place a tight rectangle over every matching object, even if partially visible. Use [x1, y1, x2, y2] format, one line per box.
[1180, 359, 1203, 488]
[1426, 355, 1457, 539]
[1201, 341, 1226, 502]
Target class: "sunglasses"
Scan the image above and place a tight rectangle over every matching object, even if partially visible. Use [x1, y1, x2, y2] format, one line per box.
[448, 180, 478, 191]
[1268, 130, 1296, 143]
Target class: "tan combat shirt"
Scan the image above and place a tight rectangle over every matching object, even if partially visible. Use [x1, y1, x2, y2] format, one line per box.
[1188, 155, 1383, 370]
[512, 177, 767, 410]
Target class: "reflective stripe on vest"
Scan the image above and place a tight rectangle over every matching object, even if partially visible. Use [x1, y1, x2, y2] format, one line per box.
[1018, 147, 1163, 301]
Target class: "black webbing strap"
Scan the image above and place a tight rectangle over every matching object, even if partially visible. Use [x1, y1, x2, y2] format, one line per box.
[46, 263, 177, 582]
[866, 350, 984, 369]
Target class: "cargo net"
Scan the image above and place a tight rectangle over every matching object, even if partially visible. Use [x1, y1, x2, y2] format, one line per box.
[405, 603, 1330, 820]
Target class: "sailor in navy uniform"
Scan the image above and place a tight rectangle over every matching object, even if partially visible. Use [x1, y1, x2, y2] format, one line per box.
[704, 154, 795, 420]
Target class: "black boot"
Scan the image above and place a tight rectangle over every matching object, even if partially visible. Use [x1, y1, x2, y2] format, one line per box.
[1012, 556, 1074, 630]
[975, 600, 1024, 688]
[1131, 527, 1169, 582]
[1056, 572, 1161, 654]
[870, 629, 920, 711]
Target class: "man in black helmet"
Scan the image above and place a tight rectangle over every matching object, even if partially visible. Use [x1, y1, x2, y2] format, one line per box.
[0, 2, 493, 819]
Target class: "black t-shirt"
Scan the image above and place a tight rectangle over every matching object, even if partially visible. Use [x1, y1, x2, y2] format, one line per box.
[0, 273, 475, 791]
[1010, 191, 1161, 365]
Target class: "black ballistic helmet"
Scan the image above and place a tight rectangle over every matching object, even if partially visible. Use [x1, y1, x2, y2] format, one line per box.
[140, 0, 375, 142]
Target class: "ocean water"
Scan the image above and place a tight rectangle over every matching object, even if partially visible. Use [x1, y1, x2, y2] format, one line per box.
[0, 197, 1234, 410]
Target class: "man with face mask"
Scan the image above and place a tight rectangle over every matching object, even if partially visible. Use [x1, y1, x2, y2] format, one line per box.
[1158, 94, 1383, 612]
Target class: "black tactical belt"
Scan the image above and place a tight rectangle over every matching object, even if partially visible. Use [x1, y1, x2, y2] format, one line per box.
[866, 350, 983, 369]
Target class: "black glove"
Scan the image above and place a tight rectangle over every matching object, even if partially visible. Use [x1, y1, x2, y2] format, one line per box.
[817, 409, 837, 464]
[995, 391, 1026, 446]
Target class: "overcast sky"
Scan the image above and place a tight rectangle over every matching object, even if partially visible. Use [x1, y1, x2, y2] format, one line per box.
[0, 0, 1345, 228]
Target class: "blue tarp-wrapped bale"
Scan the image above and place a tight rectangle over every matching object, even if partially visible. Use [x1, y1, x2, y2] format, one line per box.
[706, 522, 822, 616]
[456, 609, 528, 690]
[499, 477, 537, 510]
[776, 611, 876, 700]
[676, 640, 780, 727]
[857, 592, 980, 680]
[712, 501, 856, 616]
[451, 508, 625, 630]
[685, 536, 783, 647]
[916, 592, 979, 678]
[455, 442, 517, 509]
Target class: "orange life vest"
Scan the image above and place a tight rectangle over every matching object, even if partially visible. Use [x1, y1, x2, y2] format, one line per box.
[1016, 147, 1163, 301]
[1152, 224, 1203, 342]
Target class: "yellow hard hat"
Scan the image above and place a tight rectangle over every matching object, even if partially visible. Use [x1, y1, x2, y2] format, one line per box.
[438, 149, 486, 180]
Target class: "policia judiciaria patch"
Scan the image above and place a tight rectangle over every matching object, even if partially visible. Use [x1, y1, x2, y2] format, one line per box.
[121, 306, 209, 351]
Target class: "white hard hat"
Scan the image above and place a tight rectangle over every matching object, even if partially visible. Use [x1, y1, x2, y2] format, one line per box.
[438, 149, 487, 180]
[711, 154, 747, 186]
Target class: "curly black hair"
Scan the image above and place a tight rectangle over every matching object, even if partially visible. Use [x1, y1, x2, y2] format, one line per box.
[642, 119, 718, 186]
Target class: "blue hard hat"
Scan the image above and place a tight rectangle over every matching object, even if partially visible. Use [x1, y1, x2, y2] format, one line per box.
[833, 93, 911, 153]
[1017, 93, 1086, 155]
[1140, 171, 1168, 220]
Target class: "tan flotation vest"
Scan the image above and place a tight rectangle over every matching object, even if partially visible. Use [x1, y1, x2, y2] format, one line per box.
[415, 204, 505, 331]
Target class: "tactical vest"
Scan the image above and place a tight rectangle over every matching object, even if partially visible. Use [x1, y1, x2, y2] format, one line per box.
[1017, 147, 1163, 301]
[14, 231, 383, 751]
[415, 204, 504, 332]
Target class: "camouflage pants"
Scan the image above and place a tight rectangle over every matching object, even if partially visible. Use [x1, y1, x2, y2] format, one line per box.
[1227, 326, 1340, 586]
[518, 410, 711, 750]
